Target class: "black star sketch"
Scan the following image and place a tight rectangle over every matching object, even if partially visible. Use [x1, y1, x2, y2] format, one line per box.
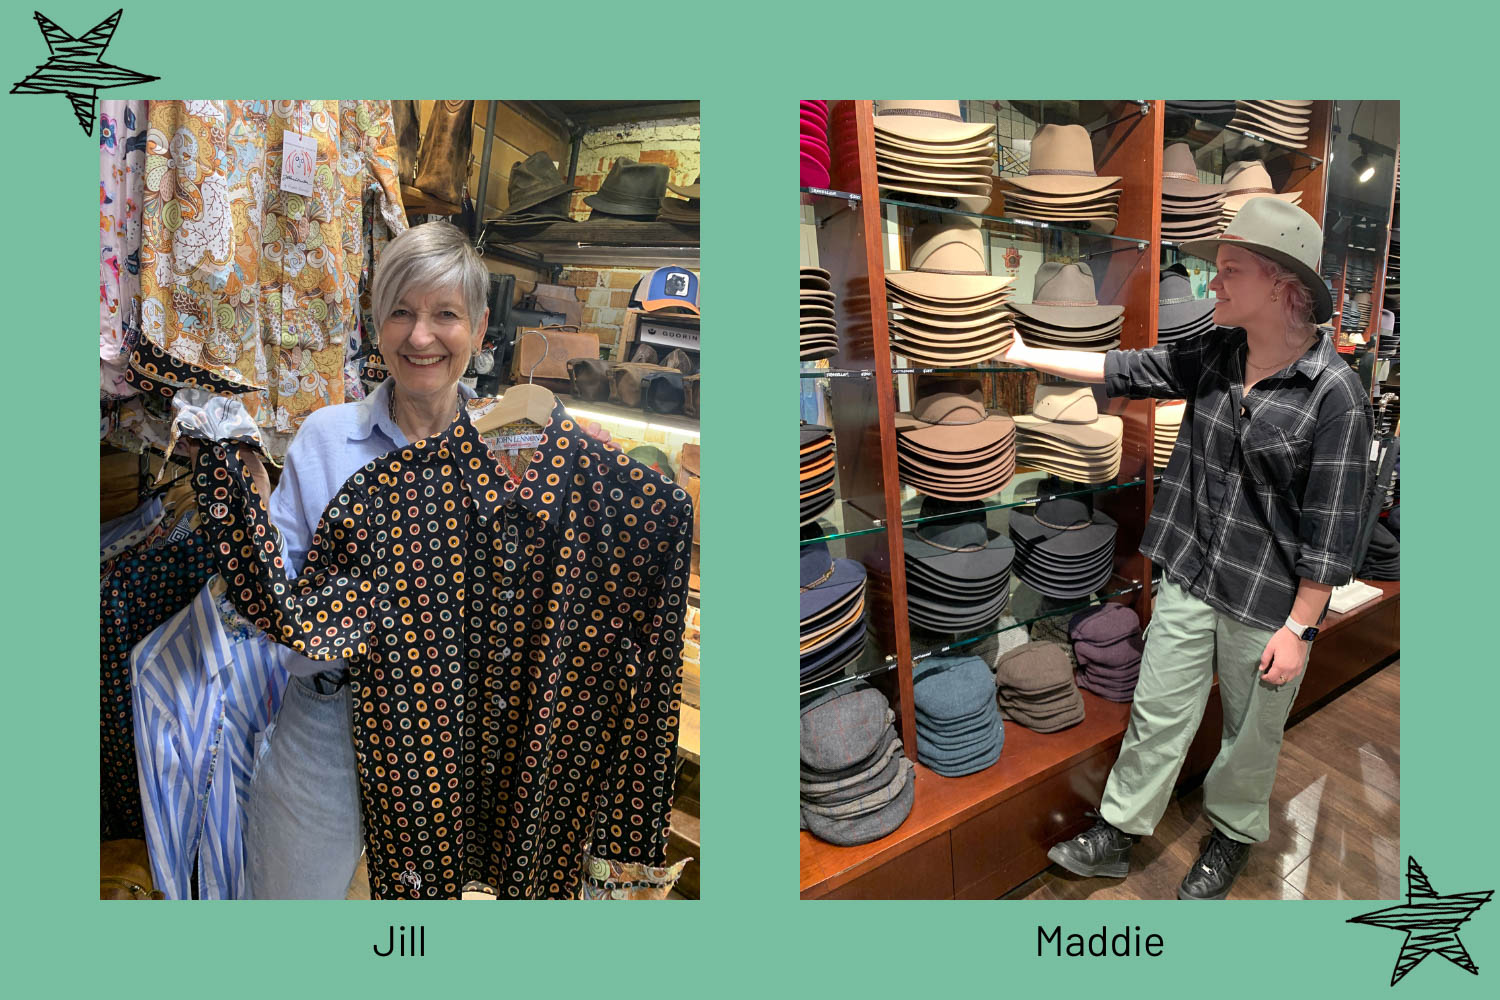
[1348, 857, 1493, 986]
[9, 9, 159, 136]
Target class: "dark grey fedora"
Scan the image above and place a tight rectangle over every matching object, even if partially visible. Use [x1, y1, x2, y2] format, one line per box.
[1008, 499, 1118, 558]
[1158, 263, 1217, 331]
[903, 499, 1015, 583]
[583, 158, 670, 217]
[502, 151, 577, 217]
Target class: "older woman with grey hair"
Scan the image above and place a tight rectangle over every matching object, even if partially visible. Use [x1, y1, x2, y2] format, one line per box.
[234, 220, 605, 898]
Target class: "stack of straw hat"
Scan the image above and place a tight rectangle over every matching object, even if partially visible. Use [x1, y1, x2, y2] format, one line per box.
[1216, 161, 1301, 232]
[1227, 100, 1314, 150]
[1160, 142, 1224, 241]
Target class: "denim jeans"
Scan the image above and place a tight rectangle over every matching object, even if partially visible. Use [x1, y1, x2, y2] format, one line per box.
[245, 673, 363, 899]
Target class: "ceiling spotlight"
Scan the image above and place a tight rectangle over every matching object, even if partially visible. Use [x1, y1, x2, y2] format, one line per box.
[1353, 153, 1375, 183]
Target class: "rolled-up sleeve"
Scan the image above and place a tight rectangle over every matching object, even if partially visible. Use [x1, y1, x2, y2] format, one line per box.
[1295, 401, 1373, 584]
[1103, 336, 1207, 400]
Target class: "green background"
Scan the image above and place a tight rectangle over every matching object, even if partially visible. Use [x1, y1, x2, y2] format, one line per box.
[6, 0, 1494, 994]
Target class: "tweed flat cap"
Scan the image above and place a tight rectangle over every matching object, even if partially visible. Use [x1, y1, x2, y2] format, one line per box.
[917, 713, 1002, 752]
[802, 759, 916, 846]
[802, 754, 905, 808]
[1068, 603, 1140, 645]
[800, 687, 893, 772]
[801, 725, 898, 782]
[993, 641, 1076, 694]
[924, 734, 1003, 777]
[1073, 633, 1145, 668]
[912, 655, 996, 721]
[801, 758, 912, 818]
[801, 738, 903, 797]
[915, 708, 995, 738]
[1000, 700, 1084, 733]
[1076, 672, 1139, 702]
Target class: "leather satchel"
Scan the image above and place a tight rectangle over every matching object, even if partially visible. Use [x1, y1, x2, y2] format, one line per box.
[567, 357, 611, 401]
[683, 373, 700, 417]
[641, 370, 685, 414]
[514, 325, 598, 382]
[608, 362, 673, 407]
[414, 100, 475, 205]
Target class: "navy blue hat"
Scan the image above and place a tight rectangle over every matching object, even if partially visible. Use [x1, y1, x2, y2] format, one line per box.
[800, 541, 867, 621]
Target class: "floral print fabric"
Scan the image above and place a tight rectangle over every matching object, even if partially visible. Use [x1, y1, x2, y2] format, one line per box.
[125, 100, 406, 445]
[99, 99, 148, 401]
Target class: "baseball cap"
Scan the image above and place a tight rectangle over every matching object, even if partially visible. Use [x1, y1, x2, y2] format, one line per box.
[630, 266, 700, 315]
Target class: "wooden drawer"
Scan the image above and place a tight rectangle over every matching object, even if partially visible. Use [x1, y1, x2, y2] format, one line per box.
[820, 832, 953, 899]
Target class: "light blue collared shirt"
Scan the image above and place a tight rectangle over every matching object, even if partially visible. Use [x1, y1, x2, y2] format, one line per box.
[132, 581, 290, 899]
[267, 378, 476, 676]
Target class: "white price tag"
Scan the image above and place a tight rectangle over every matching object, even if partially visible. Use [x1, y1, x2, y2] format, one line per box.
[280, 130, 317, 197]
[1369, 440, 1381, 461]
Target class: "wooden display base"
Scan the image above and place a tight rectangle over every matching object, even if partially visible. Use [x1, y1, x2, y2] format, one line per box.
[799, 580, 1399, 899]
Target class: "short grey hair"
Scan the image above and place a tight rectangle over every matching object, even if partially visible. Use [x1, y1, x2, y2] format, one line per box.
[371, 221, 489, 337]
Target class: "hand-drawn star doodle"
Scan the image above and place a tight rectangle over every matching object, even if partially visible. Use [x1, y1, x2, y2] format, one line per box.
[1348, 857, 1492, 986]
[9, 9, 159, 135]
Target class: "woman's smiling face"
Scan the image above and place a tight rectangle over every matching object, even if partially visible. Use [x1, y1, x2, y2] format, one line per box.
[1208, 245, 1279, 330]
[380, 286, 486, 401]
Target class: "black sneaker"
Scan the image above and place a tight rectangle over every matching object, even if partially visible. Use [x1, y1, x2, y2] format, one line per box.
[1047, 812, 1137, 879]
[1178, 827, 1252, 899]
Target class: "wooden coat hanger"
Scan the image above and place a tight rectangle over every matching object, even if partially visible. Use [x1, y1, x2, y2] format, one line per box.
[473, 329, 558, 433]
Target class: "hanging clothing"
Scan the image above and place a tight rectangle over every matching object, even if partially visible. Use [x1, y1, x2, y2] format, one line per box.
[190, 400, 693, 899]
[132, 581, 289, 898]
[99, 99, 148, 401]
[100, 529, 216, 840]
[125, 100, 406, 448]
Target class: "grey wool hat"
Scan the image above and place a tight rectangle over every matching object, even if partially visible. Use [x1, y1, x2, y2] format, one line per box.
[800, 686, 893, 772]
[911, 655, 999, 721]
[993, 641, 1077, 694]
[801, 760, 916, 846]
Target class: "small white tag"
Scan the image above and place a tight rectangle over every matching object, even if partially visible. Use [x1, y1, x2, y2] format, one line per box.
[489, 432, 544, 450]
[1369, 440, 1381, 461]
[280, 130, 317, 197]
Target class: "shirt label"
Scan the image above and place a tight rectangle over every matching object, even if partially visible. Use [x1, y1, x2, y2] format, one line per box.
[280, 130, 317, 197]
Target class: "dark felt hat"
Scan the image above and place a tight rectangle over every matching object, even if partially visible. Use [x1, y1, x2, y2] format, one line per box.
[502, 151, 578, 217]
[1067, 602, 1140, 645]
[993, 641, 1076, 695]
[583, 158, 670, 217]
[799, 686, 892, 772]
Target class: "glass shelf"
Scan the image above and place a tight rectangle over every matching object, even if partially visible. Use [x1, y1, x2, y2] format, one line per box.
[801, 500, 888, 546]
[876, 193, 1150, 257]
[882, 474, 1149, 529]
[1173, 119, 1324, 172]
[801, 367, 875, 379]
[799, 654, 896, 700]
[888, 363, 1032, 376]
[909, 577, 1144, 662]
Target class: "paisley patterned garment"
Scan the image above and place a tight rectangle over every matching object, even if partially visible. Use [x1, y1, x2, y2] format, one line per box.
[126, 100, 406, 444]
[192, 400, 692, 899]
[99, 99, 148, 401]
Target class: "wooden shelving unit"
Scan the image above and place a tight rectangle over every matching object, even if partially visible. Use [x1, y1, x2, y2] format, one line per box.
[799, 100, 1393, 900]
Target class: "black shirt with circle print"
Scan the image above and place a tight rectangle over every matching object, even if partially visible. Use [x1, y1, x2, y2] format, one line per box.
[194, 399, 693, 899]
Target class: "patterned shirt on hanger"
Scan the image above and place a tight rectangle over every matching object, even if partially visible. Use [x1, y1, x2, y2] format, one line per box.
[191, 399, 693, 899]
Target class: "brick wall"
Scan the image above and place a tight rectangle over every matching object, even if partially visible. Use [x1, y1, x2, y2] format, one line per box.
[553, 266, 654, 358]
[568, 117, 701, 218]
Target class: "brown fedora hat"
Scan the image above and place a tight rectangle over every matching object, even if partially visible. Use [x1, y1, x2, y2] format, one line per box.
[873, 100, 995, 144]
[893, 377, 1016, 451]
[1161, 142, 1223, 200]
[1001, 124, 1120, 196]
[886, 221, 1014, 301]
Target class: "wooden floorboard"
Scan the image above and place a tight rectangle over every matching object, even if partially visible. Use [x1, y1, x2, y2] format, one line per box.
[1009, 660, 1399, 901]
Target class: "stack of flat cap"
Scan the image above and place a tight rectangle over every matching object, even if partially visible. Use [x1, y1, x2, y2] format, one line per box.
[1008, 496, 1119, 599]
[1068, 603, 1144, 702]
[1011, 262, 1123, 352]
[1217, 161, 1302, 231]
[801, 684, 915, 845]
[998, 124, 1122, 233]
[1164, 100, 1236, 127]
[873, 101, 997, 209]
[801, 267, 839, 361]
[894, 376, 1016, 501]
[903, 499, 1015, 633]
[993, 641, 1085, 732]
[1228, 100, 1314, 150]
[886, 221, 1015, 366]
[801, 100, 832, 188]
[1154, 400, 1185, 470]
[1157, 262, 1216, 344]
[1013, 384, 1124, 484]
[659, 174, 699, 227]
[800, 424, 837, 525]
[800, 534, 869, 691]
[1358, 522, 1400, 581]
[912, 655, 1004, 777]
[1160, 142, 1224, 241]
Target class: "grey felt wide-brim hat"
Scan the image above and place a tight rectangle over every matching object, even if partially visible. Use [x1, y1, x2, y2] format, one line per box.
[1180, 196, 1333, 323]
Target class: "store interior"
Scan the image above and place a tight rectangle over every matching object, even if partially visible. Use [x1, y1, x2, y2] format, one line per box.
[99, 100, 700, 899]
[799, 100, 1399, 899]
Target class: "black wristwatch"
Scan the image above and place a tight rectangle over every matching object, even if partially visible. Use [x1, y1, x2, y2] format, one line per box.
[1284, 616, 1319, 642]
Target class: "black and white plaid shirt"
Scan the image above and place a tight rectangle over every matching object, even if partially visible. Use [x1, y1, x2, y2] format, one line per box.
[1105, 329, 1372, 631]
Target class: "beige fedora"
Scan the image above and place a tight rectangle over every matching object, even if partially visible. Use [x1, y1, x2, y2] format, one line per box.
[1180, 195, 1332, 322]
[1001, 124, 1121, 196]
[873, 100, 995, 144]
[1011, 262, 1123, 328]
[886, 221, 1014, 300]
[1161, 142, 1223, 200]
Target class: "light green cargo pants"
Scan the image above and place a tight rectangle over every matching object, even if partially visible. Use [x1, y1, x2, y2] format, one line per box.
[1099, 577, 1304, 844]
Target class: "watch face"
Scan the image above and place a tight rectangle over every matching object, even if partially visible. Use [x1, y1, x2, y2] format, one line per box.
[1303, 627, 1319, 641]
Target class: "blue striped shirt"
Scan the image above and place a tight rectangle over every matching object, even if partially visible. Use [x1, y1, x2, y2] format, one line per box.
[131, 581, 289, 899]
